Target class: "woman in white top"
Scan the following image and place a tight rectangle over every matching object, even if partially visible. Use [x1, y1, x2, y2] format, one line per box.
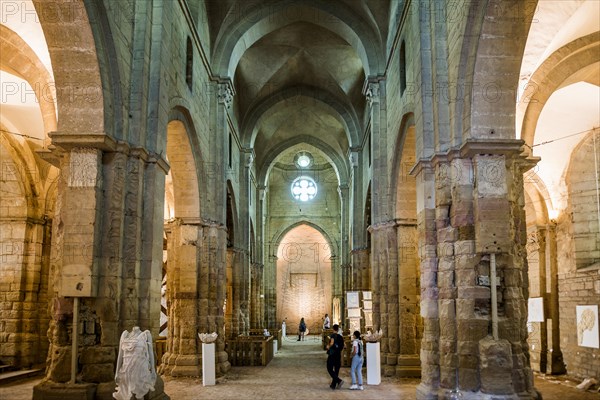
[349, 330, 364, 390]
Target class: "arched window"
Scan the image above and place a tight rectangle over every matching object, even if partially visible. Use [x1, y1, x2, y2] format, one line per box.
[399, 40, 407, 96]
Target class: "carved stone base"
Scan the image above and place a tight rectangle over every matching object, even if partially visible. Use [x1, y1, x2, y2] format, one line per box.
[415, 384, 541, 400]
[396, 354, 421, 377]
[33, 376, 170, 400]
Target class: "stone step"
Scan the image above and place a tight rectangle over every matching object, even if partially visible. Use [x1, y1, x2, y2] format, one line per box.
[0, 368, 44, 385]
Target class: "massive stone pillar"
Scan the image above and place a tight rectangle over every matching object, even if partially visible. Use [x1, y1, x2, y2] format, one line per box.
[250, 262, 264, 329]
[397, 219, 422, 377]
[34, 138, 169, 399]
[370, 221, 399, 376]
[160, 219, 203, 377]
[351, 248, 370, 291]
[415, 141, 538, 400]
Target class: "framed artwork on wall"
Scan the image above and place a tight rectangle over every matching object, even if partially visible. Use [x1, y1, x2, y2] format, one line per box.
[347, 292, 360, 308]
[576, 305, 599, 348]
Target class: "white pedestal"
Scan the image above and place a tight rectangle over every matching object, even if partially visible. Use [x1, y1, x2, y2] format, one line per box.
[273, 339, 278, 354]
[202, 342, 216, 386]
[366, 342, 381, 385]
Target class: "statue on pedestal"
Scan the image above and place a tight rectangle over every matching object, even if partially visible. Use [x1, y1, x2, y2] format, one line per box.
[113, 326, 157, 400]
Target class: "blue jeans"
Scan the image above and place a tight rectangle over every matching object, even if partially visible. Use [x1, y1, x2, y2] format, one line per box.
[350, 355, 363, 386]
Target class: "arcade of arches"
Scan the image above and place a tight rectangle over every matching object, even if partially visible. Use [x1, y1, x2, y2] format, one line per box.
[0, 1, 598, 399]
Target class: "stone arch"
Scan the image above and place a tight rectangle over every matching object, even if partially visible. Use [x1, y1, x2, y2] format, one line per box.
[460, 0, 539, 141]
[565, 129, 600, 269]
[242, 86, 360, 148]
[212, 0, 384, 79]
[519, 33, 600, 150]
[32, 0, 107, 133]
[274, 222, 334, 333]
[273, 220, 337, 259]
[166, 107, 203, 219]
[390, 112, 415, 206]
[258, 135, 349, 189]
[0, 25, 57, 138]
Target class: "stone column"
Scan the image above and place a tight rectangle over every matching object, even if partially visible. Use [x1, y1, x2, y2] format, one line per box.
[527, 227, 547, 372]
[250, 262, 264, 329]
[414, 159, 441, 399]
[34, 137, 169, 399]
[370, 221, 399, 376]
[338, 184, 350, 299]
[160, 219, 203, 377]
[415, 141, 538, 399]
[198, 222, 230, 374]
[397, 219, 421, 377]
[546, 222, 565, 374]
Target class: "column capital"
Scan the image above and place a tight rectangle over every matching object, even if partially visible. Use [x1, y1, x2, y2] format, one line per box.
[217, 79, 235, 109]
[241, 148, 255, 167]
[362, 76, 385, 107]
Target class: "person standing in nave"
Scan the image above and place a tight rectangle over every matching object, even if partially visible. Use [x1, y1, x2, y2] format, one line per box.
[323, 313, 331, 330]
[298, 317, 307, 341]
[349, 331, 364, 390]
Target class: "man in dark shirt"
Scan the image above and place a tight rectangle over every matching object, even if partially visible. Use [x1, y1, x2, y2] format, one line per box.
[326, 324, 344, 389]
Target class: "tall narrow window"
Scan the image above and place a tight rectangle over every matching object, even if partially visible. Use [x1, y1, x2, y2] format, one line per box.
[186, 37, 193, 90]
[399, 41, 407, 96]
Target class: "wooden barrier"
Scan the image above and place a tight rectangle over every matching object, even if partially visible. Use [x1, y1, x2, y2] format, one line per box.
[226, 336, 274, 366]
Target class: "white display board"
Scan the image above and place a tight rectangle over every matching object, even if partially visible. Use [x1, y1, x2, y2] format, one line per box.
[348, 308, 362, 318]
[347, 292, 360, 308]
[527, 297, 544, 323]
[576, 305, 599, 348]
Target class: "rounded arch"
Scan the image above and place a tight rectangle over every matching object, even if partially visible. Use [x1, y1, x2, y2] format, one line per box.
[0, 25, 57, 138]
[523, 176, 551, 227]
[0, 134, 36, 216]
[460, 0, 539, 140]
[391, 113, 417, 221]
[212, 0, 383, 79]
[258, 135, 349, 189]
[519, 33, 600, 150]
[166, 107, 202, 219]
[242, 86, 360, 148]
[390, 112, 415, 194]
[272, 220, 337, 259]
[32, 0, 106, 133]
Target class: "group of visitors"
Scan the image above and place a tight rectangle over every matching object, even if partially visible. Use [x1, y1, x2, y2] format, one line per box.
[325, 323, 364, 391]
[290, 314, 365, 391]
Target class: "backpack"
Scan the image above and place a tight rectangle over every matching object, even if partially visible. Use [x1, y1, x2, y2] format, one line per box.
[329, 333, 344, 355]
[357, 340, 362, 357]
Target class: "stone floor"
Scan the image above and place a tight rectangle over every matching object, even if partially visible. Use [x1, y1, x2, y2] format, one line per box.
[1, 336, 598, 400]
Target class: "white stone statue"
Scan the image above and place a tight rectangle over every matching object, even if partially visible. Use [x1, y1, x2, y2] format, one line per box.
[113, 326, 157, 400]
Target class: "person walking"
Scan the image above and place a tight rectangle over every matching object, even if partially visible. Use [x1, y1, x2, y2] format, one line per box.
[298, 317, 307, 341]
[349, 331, 364, 390]
[326, 323, 345, 389]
